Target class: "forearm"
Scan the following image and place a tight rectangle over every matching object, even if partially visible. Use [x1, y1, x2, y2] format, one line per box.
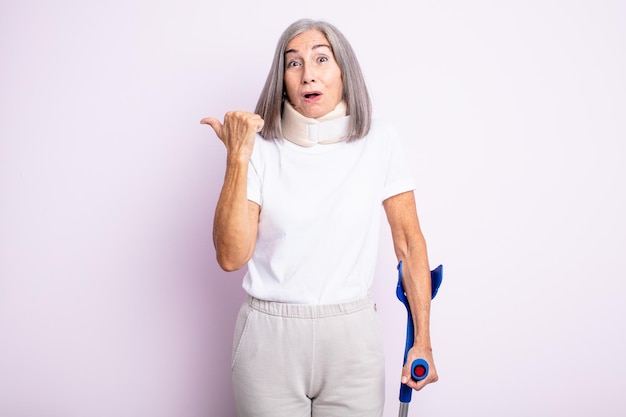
[398, 236, 432, 347]
[213, 155, 255, 271]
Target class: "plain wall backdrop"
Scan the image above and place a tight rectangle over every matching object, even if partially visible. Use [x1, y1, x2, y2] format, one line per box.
[1, 0, 625, 416]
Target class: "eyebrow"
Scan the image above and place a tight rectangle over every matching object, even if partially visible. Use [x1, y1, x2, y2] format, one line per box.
[285, 44, 332, 55]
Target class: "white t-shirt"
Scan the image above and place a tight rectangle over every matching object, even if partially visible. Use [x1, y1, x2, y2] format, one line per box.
[244, 119, 415, 304]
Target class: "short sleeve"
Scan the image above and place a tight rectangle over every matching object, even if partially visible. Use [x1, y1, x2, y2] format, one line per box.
[381, 123, 416, 201]
[247, 139, 262, 206]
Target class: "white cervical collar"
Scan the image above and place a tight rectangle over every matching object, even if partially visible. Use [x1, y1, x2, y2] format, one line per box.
[281, 100, 350, 147]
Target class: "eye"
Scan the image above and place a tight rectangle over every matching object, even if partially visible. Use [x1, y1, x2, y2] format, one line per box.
[286, 59, 301, 69]
[318, 56, 329, 63]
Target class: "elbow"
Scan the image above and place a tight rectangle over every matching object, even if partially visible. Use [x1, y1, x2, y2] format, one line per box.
[213, 232, 255, 272]
[216, 256, 244, 272]
[220, 264, 243, 272]
[393, 235, 427, 263]
[215, 250, 249, 272]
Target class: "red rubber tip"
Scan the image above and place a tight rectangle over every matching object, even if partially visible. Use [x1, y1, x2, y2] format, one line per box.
[414, 365, 426, 377]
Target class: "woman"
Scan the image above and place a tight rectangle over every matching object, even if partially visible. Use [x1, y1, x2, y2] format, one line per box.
[201, 18, 437, 417]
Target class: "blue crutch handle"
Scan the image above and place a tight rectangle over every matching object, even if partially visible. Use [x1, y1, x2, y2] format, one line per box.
[411, 358, 429, 381]
[396, 261, 442, 403]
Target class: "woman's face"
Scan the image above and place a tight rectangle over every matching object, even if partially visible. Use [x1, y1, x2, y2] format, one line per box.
[283, 29, 343, 119]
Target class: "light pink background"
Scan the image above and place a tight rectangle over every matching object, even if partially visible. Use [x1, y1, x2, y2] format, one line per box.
[1, 1, 625, 416]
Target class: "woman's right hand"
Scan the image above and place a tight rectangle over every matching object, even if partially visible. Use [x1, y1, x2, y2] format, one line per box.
[201, 111, 264, 161]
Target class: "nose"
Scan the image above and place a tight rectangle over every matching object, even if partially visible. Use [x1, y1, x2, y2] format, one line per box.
[302, 63, 316, 84]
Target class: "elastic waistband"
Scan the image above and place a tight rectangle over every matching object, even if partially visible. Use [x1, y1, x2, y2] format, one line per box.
[247, 295, 372, 319]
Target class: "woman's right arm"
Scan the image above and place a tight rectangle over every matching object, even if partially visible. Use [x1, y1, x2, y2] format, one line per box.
[201, 111, 264, 271]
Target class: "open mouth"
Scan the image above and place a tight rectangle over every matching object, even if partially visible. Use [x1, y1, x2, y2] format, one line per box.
[303, 92, 321, 99]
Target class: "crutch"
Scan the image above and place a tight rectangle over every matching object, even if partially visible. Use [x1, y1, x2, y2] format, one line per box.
[396, 261, 443, 417]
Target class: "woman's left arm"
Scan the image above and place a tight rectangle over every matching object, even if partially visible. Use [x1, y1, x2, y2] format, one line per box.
[383, 190, 439, 391]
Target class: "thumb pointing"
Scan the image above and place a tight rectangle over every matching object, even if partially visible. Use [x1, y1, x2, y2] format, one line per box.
[200, 117, 222, 136]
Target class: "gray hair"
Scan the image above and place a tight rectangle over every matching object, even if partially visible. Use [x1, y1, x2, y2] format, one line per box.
[255, 19, 372, 141]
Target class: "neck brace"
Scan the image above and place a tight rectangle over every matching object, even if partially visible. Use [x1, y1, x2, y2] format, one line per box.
[281, 100, 350, 147]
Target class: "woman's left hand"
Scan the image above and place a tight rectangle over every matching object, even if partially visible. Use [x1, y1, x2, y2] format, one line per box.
[401, 344, 438, 391]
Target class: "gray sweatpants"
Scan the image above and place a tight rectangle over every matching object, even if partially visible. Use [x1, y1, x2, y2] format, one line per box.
[231, 295, 385, 417]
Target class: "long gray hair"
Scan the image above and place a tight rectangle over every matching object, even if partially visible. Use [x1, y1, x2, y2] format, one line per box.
[255, 19, 372, 141]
